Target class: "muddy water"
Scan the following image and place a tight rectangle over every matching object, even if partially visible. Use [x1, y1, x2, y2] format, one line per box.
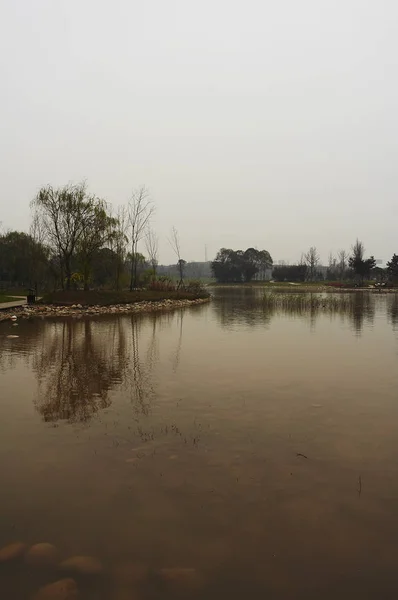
[0, 289, 398, 599]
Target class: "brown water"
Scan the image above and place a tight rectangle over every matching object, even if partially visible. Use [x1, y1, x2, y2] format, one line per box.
[1, 289, 398, 599]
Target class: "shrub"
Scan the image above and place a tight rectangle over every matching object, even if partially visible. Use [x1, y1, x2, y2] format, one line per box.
[147, 277, 176, 292]
[183, 280, 209, 297]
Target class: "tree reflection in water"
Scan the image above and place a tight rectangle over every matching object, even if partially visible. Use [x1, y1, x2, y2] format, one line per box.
[31, 313, 173, 423]
[212, 289, 377, 335]
[0, 310, 189, 424]
[33, 318, 129, 422]
[388, 294, 398, 329]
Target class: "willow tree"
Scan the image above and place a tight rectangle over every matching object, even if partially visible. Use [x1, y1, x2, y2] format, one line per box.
[32, 182, 115, 290]
[31, 182, 93, 289]
[77, 201, 117, 290]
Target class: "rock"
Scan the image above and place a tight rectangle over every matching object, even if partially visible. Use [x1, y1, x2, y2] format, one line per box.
[0, 541, 27, 562]
[159, 567, 203, 593]
[26, 543, 58, 567]
[59, 555, 102, 575]
[31, 578, 78, 600]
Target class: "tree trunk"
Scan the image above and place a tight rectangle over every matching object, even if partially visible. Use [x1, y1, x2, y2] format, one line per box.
[129, 242, 133, 291]
[65, 262, 71, 290]
[83, 261, 90, 291]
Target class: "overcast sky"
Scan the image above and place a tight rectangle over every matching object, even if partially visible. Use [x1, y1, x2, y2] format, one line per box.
[1, 0, 397, 264]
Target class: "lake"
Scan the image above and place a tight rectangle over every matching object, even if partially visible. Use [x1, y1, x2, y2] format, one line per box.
[1, 288, 398, 599]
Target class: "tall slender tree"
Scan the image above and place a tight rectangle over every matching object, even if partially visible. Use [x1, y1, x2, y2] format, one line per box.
[128, 187, 154, 290]
[169, 227, 185, 288]
[145, 228, 159, 277]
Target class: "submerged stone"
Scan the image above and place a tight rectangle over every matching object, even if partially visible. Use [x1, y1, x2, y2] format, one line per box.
[0, 541, 27, 562]
[59, 555, 102, 575]
[31, 578, 78, 600]
[26, 543, 58, 567]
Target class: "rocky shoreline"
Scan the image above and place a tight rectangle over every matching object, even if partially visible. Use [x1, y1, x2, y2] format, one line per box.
[0, 297, 211, 323]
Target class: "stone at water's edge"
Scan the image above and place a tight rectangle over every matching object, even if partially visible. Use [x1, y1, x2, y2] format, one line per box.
[31, 578, 78, 600]
[25, 543, 58, 567]
[59, 555, 102, 575]
[0, 541, 27, 562]
[0, 297, 210, 322]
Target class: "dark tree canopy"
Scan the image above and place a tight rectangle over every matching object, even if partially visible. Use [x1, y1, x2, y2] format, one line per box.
[272, 264, 308, 282]
[387, 254, 398, 281]
[211, 248, 272, 283]
[348, 239, 376, 284]
[0, 230, 49, 288]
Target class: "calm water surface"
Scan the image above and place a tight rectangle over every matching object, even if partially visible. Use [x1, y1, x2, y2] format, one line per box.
[1, 289, 398, 599]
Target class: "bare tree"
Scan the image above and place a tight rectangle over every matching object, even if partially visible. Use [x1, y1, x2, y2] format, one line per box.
[304, 246, 320, 281]
[29, 212, 49, 293]
[128, 187, 154, 290]
[111, 205, 129, 290]
[145, 228, 159, 276]
[169, 226, 186, 288]
[337, 249, 348, 280]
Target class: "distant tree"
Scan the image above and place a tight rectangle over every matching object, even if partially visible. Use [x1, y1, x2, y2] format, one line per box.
[337, 249, 348, 280]
[304, 246, 320, 281]
[386, 254, 398, 282]
[212, 247, 273, 283]
[272, 264, 307, 282]
[348, 239, 376, 285]
[371, 266, 387, 283]
[258, 249, 273, 280]
[169, 227, 185, 288]
[145, 228, 159, 276]
[0, 230, 49, 288]
[128, 187, 154, 290]
[211, 249, 241, 283]
[110, 205, 129, 290]
[326, 252, 338, 281]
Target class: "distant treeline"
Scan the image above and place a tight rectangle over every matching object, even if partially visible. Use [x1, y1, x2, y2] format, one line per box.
[211, 243, 398, 285]
[1, 180, 398, 291]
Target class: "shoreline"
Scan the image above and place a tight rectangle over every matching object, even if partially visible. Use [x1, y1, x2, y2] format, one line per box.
[0, 296, 211, 323]
[210, 284, 398, 293]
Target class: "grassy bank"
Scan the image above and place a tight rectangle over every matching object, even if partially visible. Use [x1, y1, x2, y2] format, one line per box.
[42, 289, 210, 306]
[0, 295, 20, 303]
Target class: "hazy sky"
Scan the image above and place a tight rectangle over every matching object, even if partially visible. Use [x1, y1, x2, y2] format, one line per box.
[1, 0, 397, 264]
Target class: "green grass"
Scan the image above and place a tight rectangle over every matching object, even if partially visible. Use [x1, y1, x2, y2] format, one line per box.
[0, 295, 20, 304]
[42, 289, 210, 306]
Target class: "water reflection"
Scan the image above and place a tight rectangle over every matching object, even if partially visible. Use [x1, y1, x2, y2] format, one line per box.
[0, 312, 185, 423]
[33, 319, 128, 422]
[211, 289, 384, 334]
[0, 292, 397, 425]
[388, 294, 398, 329]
